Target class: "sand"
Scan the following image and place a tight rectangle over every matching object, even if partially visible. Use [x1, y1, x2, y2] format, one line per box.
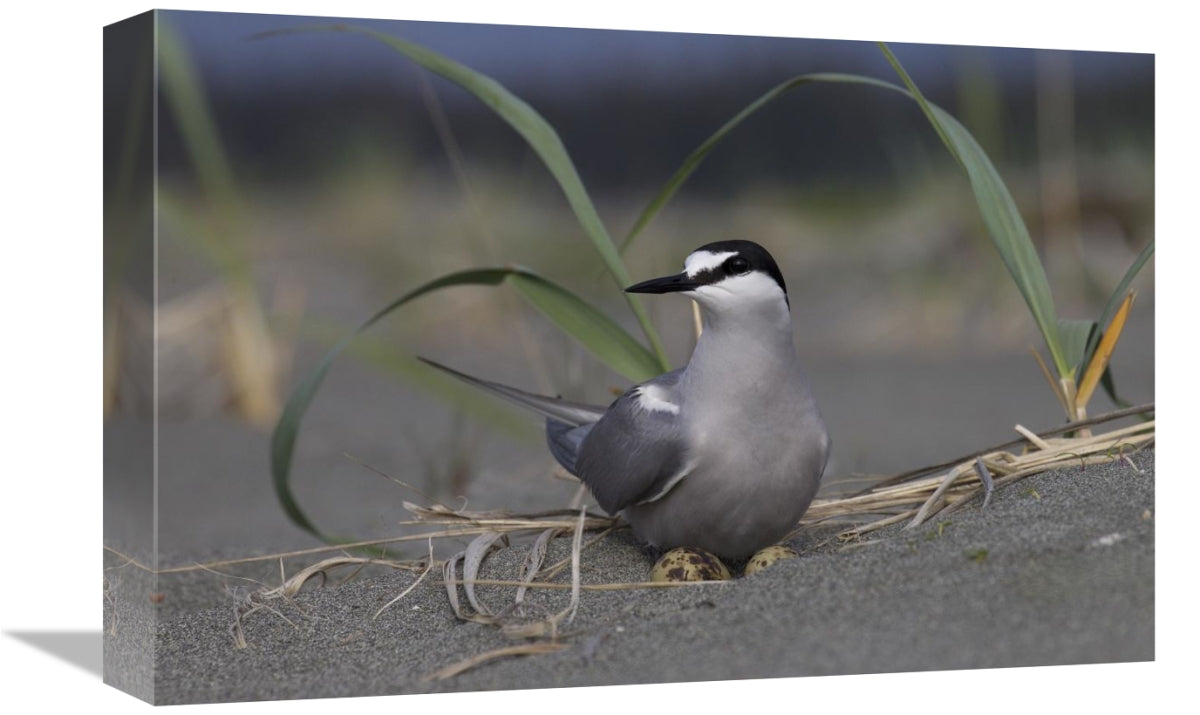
[103, 447, 1154, 704]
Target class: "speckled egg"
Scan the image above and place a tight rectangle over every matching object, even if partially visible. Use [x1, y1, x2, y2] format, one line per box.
[742, 544, 799, 576]
[650, 547, 732, 582]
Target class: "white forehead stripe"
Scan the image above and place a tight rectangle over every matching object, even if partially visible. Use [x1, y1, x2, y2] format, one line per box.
[633, 384, 680, 415]
[684, 250, 737, 277]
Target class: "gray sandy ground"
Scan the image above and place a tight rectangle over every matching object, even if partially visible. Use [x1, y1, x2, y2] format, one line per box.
[104, 448, 1154, 704]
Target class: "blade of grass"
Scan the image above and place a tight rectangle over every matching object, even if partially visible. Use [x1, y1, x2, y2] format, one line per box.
[1057, 318, 1098, 381]
[271, 266, 659, 540]
[1080, 239, 1154, 373]
[1076, 239, 1153, 409]
[876, 44, 962, 168]
[159, 20, 284, 425]
[254, 24, 670, 372]
[291, 318, 535, 440]
[158, 20, 251, 287]
[1076, 292, 1136, 409]
[878, 42, 1067, 378]
[507, 272, 661, 381]
[624, 52, 1073, 380]
[621, 72, 909, 254]
[1099, 366, 1133, 411]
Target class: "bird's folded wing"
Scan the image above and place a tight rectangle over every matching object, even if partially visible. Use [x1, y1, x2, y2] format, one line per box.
[573, 374, 690, 514]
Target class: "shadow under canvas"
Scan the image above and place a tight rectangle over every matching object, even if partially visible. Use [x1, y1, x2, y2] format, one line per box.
[6, 631, 103, 679]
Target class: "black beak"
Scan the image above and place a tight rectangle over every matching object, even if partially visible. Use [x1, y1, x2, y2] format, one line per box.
[625, 272, 699, 294]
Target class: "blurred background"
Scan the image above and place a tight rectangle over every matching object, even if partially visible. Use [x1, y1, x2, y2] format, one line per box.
[104, 9, 1154, 563]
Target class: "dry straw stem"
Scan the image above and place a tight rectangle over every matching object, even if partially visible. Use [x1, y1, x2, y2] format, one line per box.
[230, 555, 423, 647]
[515, 506, 587, 639]
[1014, 424, 1052, 451]
[464, 532, 510, 616]
[856, 402, 1154, 495]
[801, 415, 1153, 540]
[268, 556, 412, 599]
[1030, 346, 1069, 416]
[438, 506, 593, 641]
[421, 642, 570, 682]
[375, 540, 437, 620]
[100, 507, 616, 578]
[537, 524, 618, 581]
[515, 527, 561, 605]
[441, 578, 718, 592]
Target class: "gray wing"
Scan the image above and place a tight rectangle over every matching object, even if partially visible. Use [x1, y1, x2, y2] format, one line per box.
[571, 369, 690, 515]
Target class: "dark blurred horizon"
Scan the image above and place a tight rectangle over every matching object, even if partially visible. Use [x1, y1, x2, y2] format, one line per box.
[153, 9, 1154, 197]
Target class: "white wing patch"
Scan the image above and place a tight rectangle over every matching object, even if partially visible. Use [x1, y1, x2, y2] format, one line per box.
[633, 384, 680, 415]
[684, 250, 737, 277]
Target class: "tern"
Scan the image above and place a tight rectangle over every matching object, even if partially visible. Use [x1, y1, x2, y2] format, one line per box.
[421, 240, 830, 562]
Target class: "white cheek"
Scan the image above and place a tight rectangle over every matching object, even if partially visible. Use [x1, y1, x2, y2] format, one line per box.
[691, 272, 786, 309]
[684, 250, 737, 277]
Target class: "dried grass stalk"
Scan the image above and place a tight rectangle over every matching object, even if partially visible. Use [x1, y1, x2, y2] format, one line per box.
[374, 541, 436, 620]
[421, 642, 570, 682]
[515, 528, 560, 606]
[463, 532, 508, 617]
[800, 417, 1153, 537]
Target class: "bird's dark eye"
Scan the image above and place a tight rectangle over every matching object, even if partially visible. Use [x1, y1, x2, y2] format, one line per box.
[724, 256, 751, 275]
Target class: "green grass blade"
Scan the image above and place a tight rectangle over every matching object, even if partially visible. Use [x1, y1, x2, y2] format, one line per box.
[270, 266, 659, 540]
[620, 74, 820, 253]
[1056, 316, 1138, 414]
[878, 43, 1067, 376]
[1057, 318, 1098, 380]
[1099, 366, 1134, 411]
[624, 50, 1071, 380]
[875, 43, 963, 169]
[270, 268, 506, 539]
[1081, 239, 1154, 371]
[158, 20, 252, 287]
[626, 58, 1068, 376]
[506, 273, 663, 382]
[292, 318, 536, 440]
[621, 72, 902, 254]
[1077, 238, 1153, 410]
[255, 24, 670, 372]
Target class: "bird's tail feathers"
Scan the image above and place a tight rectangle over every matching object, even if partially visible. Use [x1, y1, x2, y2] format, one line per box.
[418, 357, 606, 427]
[545, 419, 594, 475]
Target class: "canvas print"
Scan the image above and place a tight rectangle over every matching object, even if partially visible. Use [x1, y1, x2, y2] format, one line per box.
[103, 9, 1155, 704]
